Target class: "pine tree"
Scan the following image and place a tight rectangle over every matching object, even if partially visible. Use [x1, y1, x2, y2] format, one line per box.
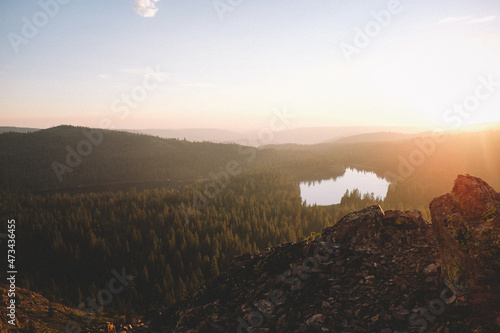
[211, 257, 219, 277]
[176, 278, 187, 301]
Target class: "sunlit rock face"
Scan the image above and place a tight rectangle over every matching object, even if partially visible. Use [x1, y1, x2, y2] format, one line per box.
[430, 174, 500, 317]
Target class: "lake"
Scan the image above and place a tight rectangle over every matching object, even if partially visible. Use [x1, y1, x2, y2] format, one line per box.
[300, 168, 390, 206]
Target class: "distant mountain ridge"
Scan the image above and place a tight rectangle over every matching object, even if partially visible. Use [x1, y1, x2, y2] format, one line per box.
[333, 131, 420, 143]
[0, 126, 39, 134]
[3, 122, 499, 146]
[126, 126, 427, 146]
[3, 124, 500, 192]
[1, 125, 426, 145]
[125, 128, 244, 144]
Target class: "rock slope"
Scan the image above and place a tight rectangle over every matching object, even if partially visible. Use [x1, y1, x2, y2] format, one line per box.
[89, 175, 500, 332]
[134, 208, 471, 332]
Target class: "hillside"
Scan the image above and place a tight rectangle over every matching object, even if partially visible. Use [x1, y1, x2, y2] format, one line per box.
[0, 283, 113, 332]
[125, 128, 245, 145]
[110, 175, 498, 333]
[0, 125, 345, 192]
[0, 125, 250, 191]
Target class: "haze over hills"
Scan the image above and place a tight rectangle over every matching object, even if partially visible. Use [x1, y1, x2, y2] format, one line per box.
[3, 122, 500, 146]
[0, 125, 442, 146]
[122, 126, 428, 146]
[333, 132, 423, 144]
[1, 123, 500, 221]
[127, 122, 500, 145]
[2, 124, 500, 192]
[0, 126, 39, 134]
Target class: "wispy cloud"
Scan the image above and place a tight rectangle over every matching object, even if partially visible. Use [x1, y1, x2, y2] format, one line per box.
[179, 82, 218, 89]
[438, 16, 472, 24]
[134, 0, 160, 18]
[439, 15, 497, 25]
[120, 67, 168, 81]
[99, 74, 110, 80]
[470, 16, 497, 24]
[120, 68, 150, 75]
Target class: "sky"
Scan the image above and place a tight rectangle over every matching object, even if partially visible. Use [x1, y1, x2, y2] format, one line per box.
[1, 0, 499, 131]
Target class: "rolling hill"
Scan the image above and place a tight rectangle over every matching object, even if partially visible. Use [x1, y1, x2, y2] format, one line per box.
[0, 125, 349, 192]
[0, 125, 262, 191]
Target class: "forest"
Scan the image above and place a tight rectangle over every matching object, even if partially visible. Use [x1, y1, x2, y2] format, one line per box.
[1, 127, 499, 324]
[0, 172, 352, 320]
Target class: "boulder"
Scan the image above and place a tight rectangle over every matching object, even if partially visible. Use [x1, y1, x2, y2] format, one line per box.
[322, 205, 385, 245]
[382, 209, 427, 229]
[430, 174, 500, 290]
[430, 174, 500, 323]
[322, 205, 429, 250]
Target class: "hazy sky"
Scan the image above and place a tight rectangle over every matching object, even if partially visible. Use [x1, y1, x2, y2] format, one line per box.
[1, 0, 499, 130]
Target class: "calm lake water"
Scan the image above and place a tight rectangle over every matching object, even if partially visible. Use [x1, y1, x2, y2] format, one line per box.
[300, 168, 390, 206]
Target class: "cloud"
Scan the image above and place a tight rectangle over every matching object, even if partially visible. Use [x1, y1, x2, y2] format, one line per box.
[120, 67, 169, 81]
[180, 82, 218, 89]
[99, 74, 110, 80]
[439, 15, 497, 25]
[470, 16, 497, 24]
[134, 0, 160, 18]
[120, 68, 150, 75]
[438, 16, 472, 24]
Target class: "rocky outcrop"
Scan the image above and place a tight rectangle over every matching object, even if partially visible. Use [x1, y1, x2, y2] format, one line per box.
[430, 175, 500, 289]
[137, 206, 457, 332]
[322, 205, 428, 250]
[430, 174, 500, 326]
[97, 178, 500, 332]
